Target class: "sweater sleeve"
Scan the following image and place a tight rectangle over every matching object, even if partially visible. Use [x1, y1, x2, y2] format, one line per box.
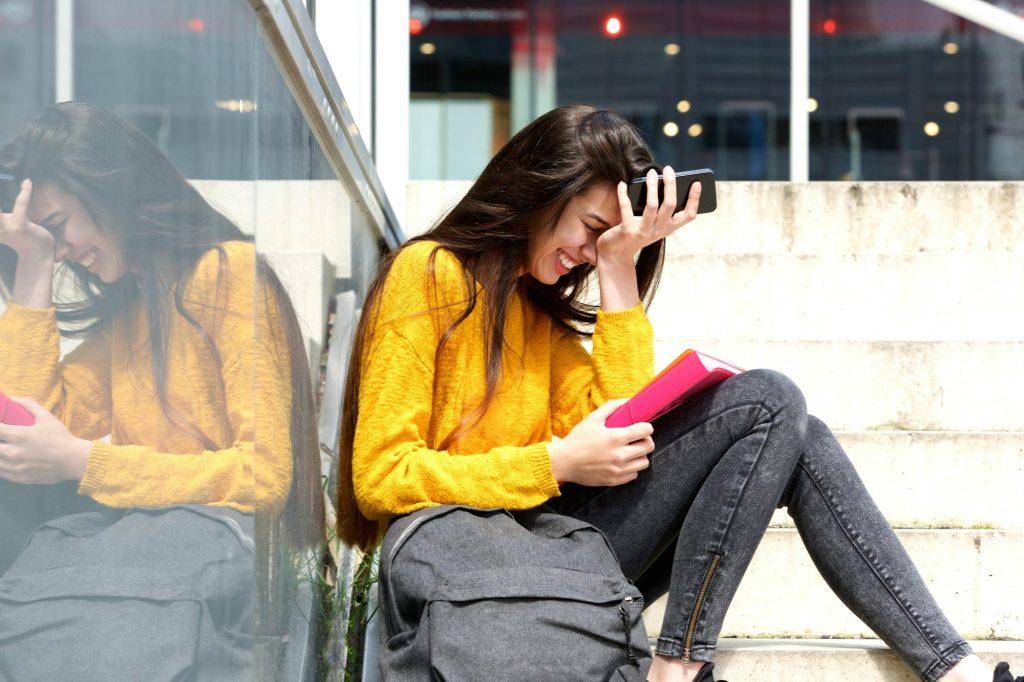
[549, 303, 656, 438]
[351, 241, 561, 522]
[77, 242, 293, 514]
[0, 302, 112, 440]
[78, 341, 292, 515]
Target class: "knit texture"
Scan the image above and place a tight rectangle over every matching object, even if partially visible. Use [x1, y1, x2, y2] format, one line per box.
[0, 240, 293, 515]
[353, 239, 656, 522]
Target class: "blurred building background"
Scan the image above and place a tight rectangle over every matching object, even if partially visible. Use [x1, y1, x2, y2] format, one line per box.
[407, 0, 1024, 183]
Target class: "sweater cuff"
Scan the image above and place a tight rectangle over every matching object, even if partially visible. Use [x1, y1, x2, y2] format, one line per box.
[0, 301, 57, 337]
[595, 302, 651, 334]
[77, 441, 111, 498]
[530, 441, 561, 499]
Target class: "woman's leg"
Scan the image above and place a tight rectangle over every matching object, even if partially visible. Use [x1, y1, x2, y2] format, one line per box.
[545, 368, 973, 682]
[778, 414, 972, 681]
[545, 368, 809, 664]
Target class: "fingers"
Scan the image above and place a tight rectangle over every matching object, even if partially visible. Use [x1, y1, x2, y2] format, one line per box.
[659, 165, 676, 223]
[614, 420, 653, 443]
[643, 168, 659, 217]
[616, 181, 633, 227]
[671, 180, 701, 229]
[11, 179, 32, 222]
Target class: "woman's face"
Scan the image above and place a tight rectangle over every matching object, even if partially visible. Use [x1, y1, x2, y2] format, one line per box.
[520, 182, 620, 284]
[27, 182, 129, 283]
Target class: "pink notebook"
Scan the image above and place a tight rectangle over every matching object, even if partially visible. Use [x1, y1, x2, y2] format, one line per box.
[0, 392, 35, 426]
[605, 350, 744, 428]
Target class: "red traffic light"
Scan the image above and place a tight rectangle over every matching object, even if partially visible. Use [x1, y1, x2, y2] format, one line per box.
[603, 14, 623, 38]
[409, 17, 423, 35]
[823, 18, 837, 35]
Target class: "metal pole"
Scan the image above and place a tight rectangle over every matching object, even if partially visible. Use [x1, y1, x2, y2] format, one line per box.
[55, 0, 74, 102]
[921, 0, 1024, 45]
[790, 0, 809, 181]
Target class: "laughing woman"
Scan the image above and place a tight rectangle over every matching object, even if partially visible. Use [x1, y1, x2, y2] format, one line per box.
[336, 105, 1016, 682]
[0, 102, 322, 679]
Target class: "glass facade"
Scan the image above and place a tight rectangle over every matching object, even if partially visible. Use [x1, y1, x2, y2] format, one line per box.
[0, 0, 388, 678]
[409, 0, 1024, 181]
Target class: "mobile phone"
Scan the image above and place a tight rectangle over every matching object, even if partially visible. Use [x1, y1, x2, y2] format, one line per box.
[627, 167, 717, 216]
[0, 392, 35, 426]
[0, 173, 14, 214]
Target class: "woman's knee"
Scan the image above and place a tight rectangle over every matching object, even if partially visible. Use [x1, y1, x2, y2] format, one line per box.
[735, 368, 808, 419]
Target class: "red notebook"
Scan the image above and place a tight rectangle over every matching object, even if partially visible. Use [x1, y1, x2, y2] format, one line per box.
[0, 392, 35, 426]
[605, 350, 744, 428]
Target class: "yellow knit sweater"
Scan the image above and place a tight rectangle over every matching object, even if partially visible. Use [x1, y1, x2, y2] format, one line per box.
[353, 239, 656, 523]
[0, 240, 293, 515]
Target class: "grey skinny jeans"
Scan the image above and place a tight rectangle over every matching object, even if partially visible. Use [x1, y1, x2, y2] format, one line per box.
[542, 368, 973, 682]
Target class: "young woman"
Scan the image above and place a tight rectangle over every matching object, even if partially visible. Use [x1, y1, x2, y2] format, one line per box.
[336, 105, 1016, 682]
[0, 102, 322, 677]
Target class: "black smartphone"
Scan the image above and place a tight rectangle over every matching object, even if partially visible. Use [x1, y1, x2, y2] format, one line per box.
[0, 173, 14, 214]
[627, 167, 716, 216]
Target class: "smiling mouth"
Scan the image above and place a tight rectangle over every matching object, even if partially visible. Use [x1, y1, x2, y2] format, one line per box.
[557, 249, 580, 271]
[76, 248, 98, 269]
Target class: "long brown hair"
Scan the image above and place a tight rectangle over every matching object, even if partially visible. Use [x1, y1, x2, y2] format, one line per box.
[337, 104, 666, 549]
[0, 103, 324, 548]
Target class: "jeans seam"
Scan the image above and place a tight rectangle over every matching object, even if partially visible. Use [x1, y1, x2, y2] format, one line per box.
[796, 457, 952, 667]
[921, 641, 973, 681]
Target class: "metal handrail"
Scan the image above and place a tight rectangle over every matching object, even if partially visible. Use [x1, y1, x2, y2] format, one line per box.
[249, 0, 406, 251]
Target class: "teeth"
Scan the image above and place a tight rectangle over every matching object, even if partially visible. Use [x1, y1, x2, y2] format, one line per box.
[558, 251, 577, 270]
[78, 250, 96, 268]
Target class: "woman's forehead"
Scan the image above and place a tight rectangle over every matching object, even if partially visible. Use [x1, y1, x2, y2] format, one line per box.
[576, 182, 618, 217]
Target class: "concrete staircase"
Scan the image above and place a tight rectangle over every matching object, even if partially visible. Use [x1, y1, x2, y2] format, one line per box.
[406, 180, 1024, 679]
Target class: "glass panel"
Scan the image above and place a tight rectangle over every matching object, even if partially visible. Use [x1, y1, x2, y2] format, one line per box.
[410, 0, 791, 180]
[809, 0, 1024, 180]
[0, 1, 386, 678]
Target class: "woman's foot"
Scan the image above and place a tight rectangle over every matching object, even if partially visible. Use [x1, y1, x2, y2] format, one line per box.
[646, 655, 722, 682]
[993, 661, 1024, 682]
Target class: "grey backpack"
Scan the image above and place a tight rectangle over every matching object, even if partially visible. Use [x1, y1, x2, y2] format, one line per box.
[377, 505, 652, 681]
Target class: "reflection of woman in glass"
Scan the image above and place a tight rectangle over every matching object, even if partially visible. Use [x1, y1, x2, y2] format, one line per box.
[0, 102, 322, 677]
[336, 105, 1013, 682]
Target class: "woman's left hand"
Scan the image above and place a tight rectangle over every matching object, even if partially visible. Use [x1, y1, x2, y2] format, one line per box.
[0, 397, 92, 484]
[597, 165, 702, 265]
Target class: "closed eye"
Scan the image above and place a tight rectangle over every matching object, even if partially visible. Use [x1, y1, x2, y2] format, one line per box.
[45, 220, 68, 237]
[584, 223, 602, 233]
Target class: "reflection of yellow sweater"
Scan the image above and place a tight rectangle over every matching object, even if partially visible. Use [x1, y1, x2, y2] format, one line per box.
[0, 240, 292, 515]
[353, 240, 656, 523]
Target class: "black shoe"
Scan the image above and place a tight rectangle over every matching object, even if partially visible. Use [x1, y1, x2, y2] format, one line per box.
[994, 661, 1024, 682]
[695, 661, 727, 682]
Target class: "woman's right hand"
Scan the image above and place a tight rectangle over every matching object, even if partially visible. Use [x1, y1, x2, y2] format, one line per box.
[0, 179, 55, 262]
[548, 398, 655, 487]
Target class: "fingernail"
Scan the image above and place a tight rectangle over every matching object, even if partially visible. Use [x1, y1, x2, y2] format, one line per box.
[664, 165, 673, 174]
[618, 181, 625, 189]
[21, 179, 30, 189]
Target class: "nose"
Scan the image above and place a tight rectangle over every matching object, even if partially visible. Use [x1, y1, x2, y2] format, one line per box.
[53, 239, 72, 263]
[579, 242, 597, 266]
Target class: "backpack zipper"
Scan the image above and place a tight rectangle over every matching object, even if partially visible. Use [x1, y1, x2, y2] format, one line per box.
[682, 553, 722, 663]
[619, 595, 638, 664]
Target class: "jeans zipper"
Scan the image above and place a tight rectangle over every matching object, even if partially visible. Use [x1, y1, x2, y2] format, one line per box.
[682, 553, 722, 663]
[619, 595, 638, 664]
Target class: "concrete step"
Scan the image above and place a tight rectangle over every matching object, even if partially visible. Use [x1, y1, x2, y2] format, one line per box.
[406, 181, 1024, 254]
[652, 638, 1024, 681]
[642, 529, 1023, 640]
[670, 181, 1024, 255]
[765, 431, 1024, 530]
[649, 339, 1024, 432]
[650, 253, 1024, 341]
